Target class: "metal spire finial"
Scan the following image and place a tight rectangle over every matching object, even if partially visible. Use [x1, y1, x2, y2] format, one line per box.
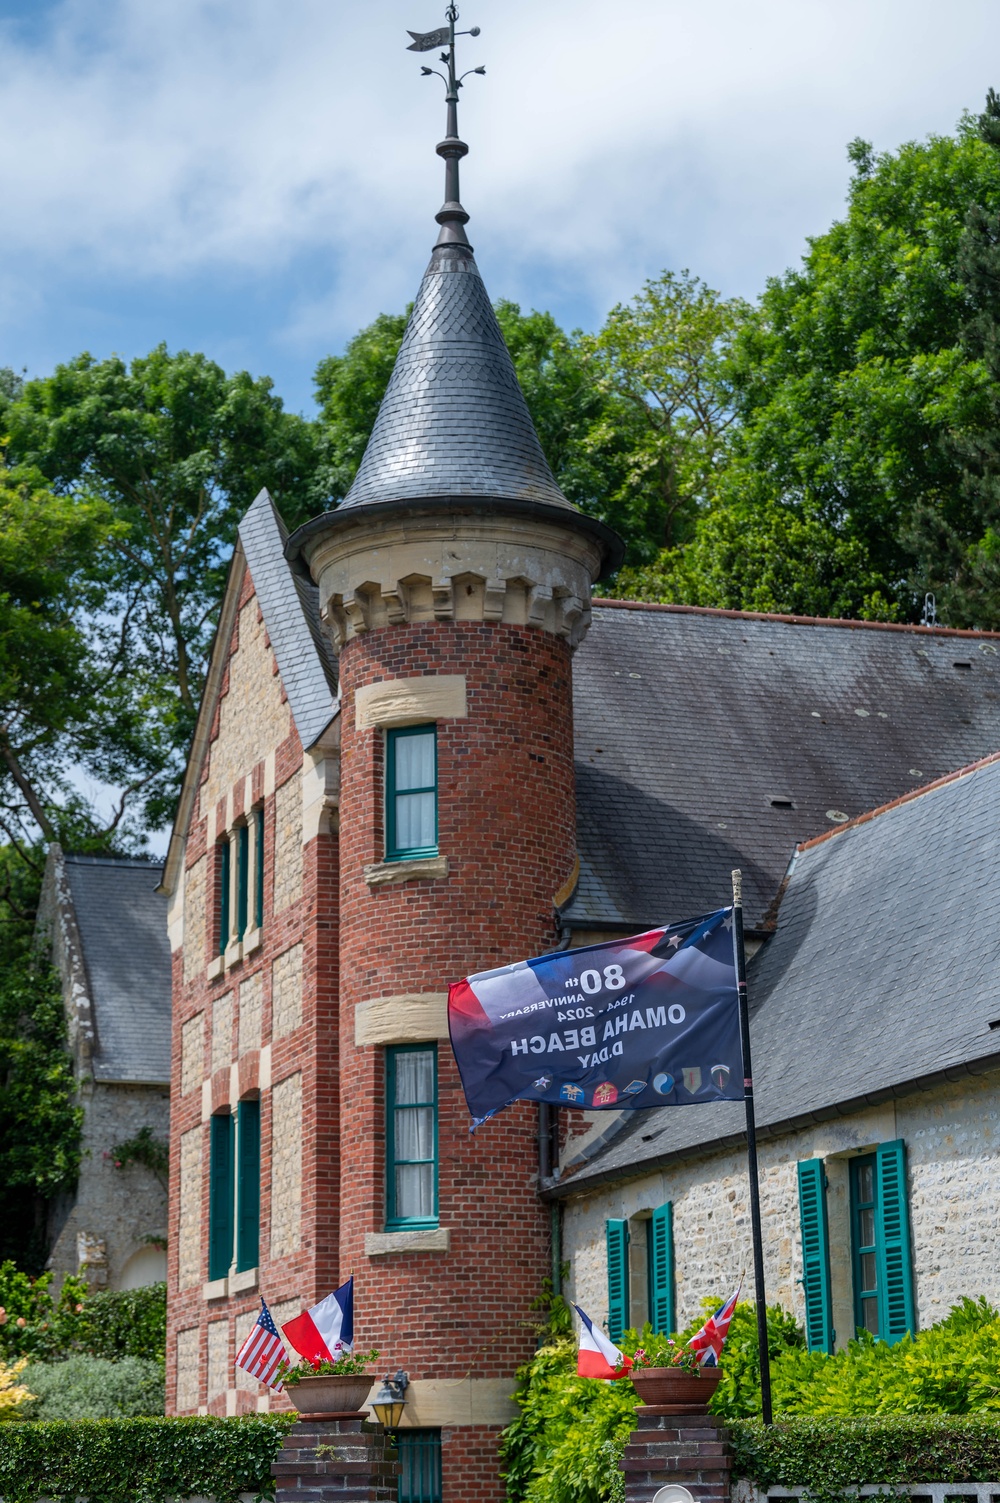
[406, 5, 484, 249]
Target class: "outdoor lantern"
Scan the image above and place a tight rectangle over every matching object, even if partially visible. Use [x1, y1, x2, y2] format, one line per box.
[371, 1369, 409, 1429]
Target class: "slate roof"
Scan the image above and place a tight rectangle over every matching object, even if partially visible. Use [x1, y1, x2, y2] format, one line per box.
[341, 244, 573, 512]
[63, 855, 172, 1084]
[567, 602, 1000, 933]
[238, 489, 338, 749]
[552, 749, 1000, 1195]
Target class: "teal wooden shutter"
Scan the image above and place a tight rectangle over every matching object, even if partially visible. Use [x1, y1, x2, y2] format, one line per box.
[606, 1219, 629, 1344]
[875, 1139, 915, 1343]
[254, 810, 265, 928]
[236, 824, 249, 939]
[648, 1203, 675, 1335]
[208, 1114, 234, 1280]
[236, 1099, 260, 1272]
[218, 841, 230, 954]
[797, 1159, 834, 1353]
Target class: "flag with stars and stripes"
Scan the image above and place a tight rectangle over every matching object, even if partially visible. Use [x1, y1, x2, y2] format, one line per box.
[235, 1298, 286, 1391]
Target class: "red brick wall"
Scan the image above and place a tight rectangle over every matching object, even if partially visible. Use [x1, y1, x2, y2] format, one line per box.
[338, 622, 577, 1503]
[165, 571, 341, 1417]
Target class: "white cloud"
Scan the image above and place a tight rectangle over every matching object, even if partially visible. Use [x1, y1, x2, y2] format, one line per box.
[0, 0, 997, 358]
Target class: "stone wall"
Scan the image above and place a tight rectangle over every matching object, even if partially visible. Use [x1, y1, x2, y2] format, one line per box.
[178, 1126, 203, 1292]
[270, 1072, 302, 1259]
[560, 1070, 1000, 1343]
[47, 1080, 169, 1292]
[183, 857, 207, 983]
[202, 597, 290, 816]
[273, 773, 302, 913]
[271, 944, 302, 1039]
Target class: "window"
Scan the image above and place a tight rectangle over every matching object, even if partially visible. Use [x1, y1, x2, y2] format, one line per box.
[236, 823, 249, 940]
[606, 1219, 629, 1344]
[236, 1098, 261, 1272]
[851, 1154, 880, 1337]
[254, 807, 265, 929]
[848, 1142, 916, 1343]
[208, 1112, 234, 1281]
[217, 842, 230, 955]
[386, 1046, 437, 1228]
[209, 1102, 261, 1281]
[386, 725, 437, 860]
[647, 1203, 675, 1336]
[398, 1431, 442, 1503]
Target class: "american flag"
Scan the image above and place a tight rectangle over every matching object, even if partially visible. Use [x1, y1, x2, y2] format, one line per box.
[687, 1283, 741, 1367]
[235, 1298, 287, 1391]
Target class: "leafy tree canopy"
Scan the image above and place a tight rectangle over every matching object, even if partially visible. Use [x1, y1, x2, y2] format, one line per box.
[2, 346, 326, 828]
[621, 118, 1000, 621]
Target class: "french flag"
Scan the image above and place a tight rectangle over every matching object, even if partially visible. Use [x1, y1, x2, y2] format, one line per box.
[574, 1303, 633, 1379]
[281, 1277, 354, 1368]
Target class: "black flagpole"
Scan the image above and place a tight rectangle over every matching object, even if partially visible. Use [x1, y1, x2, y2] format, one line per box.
[731, 867, 773, 1425]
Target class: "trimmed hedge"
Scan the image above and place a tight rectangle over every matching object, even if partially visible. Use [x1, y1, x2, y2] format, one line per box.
[0, 1414, 296, 1503]
[731, 1415, 1000, 1499]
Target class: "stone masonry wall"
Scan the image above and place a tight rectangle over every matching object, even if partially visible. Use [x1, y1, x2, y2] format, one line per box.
[561, 1070, 1000, 1342]
[337, 621, 577, 1503]
[46, 1080, 169, 1291]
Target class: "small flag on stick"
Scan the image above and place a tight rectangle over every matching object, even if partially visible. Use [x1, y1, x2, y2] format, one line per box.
[282, 1277, 354, 1368]
[235, 1298, 286, 1391]
[573, 1304, 633, 1379]
[686, 1284, 741, 1367]
[406, 26, 451, 50]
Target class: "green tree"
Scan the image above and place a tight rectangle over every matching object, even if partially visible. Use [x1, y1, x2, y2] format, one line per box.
[2, 346, 325, 826]
[623, 122, 1000, 620]
[924, 89, 1000, 625]
[582, 270, 750, 558]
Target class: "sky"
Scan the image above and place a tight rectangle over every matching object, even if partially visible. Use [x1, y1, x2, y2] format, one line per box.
[1, 0, 999, 419]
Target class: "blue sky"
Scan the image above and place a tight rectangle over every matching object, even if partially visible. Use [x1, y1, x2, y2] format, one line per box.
[1, 0, 998, 417]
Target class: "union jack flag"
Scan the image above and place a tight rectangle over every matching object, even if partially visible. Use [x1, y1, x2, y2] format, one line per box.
[235, 1298, 286, 1391]
[687, 1283, 741, 1367]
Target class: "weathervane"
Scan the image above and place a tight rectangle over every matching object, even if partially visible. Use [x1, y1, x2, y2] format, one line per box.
[406, 5, 484, 248]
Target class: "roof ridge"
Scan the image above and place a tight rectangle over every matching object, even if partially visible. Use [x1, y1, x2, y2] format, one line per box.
[593, 598, 1000, 640]
[797, 747, 1000, 854]
[63, 854, 163, 868]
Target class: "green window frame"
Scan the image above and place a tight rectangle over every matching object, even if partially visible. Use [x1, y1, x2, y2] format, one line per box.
[397, 1430, 442, 1503]
[217, 841, 230, 955]
[606, 1219, 629, 1344]
[386, 1045, 438, 1230]
[236, 824, 249, 941]
[797, 1158, 834, 1353]
[208, 1112, 234, 1281]
[850, 1141, 915, 1343]
[254, 808, 265, 929]
[236, 1098, 261, 1273]
[647, 1202, 675, 1336]
[386, 725, 437, 861]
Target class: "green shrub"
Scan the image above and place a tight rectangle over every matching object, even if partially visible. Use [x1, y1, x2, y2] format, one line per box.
[0, 1264, 166, 1363]
[20, 1355, 164, 1420]
[81, 1283, 166, 1362]
[0, 1414, 294, 1503]
[730, 1415, 1000, 1499]
[501, 1296, 1000, 1502]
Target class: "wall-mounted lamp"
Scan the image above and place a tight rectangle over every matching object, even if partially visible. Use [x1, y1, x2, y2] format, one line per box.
[371, 1369, 409, 1429]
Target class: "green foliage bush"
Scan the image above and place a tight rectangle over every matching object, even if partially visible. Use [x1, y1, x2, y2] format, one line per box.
[0, 1264, 166, 1364]
[0, 1414, 294, 1503]
[501, 1296, 1000, 1503]
[20, 1355, 164, 1420]
[731, 1416, 1000, 1500]
[81, 1283, 167, 1362]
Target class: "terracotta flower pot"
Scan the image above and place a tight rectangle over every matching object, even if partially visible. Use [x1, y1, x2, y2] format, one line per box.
[629, 1364, 723, 1413]
[288, 1372, 373, 1415]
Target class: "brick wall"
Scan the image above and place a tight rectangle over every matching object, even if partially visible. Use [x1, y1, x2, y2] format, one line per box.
[337, 621, 577, 1503]
[166, 566, 341, 1418]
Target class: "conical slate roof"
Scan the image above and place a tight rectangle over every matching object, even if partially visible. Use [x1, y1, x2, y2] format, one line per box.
[340, 243, 574, 512]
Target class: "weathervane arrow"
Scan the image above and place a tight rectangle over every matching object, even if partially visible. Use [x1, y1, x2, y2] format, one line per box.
[407, 26, 451, 51]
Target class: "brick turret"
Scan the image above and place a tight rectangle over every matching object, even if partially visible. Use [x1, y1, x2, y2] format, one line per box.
[286, 201, 620, 1500]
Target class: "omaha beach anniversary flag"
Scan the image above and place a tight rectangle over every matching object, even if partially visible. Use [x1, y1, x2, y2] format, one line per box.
[448, 908, 743, 1126]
